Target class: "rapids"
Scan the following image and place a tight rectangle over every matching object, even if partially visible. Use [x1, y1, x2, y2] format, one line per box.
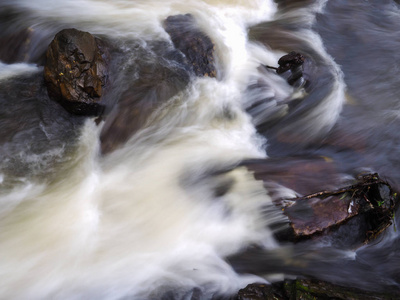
[1, 0, 400, 299]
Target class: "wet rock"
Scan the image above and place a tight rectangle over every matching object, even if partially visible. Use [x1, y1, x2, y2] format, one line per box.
[237, 279, 400, 300]
[266, 51, 305, 86]
[100, 56, 190, 154]
[282, 173, 399, 245]
[237, 283, 286, 300]
[276, 51, 305, 74]
[244, 157, 398, 246]
[44, 28, 109, 116]
[164, 14, 217, 78]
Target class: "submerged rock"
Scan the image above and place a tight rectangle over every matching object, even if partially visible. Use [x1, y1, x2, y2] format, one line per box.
[44, 28, 109, 116]
[164, 14, 217, 78]
[99, 50, 190, 154]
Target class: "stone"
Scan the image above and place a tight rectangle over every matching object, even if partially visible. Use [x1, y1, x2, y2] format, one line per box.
[244, 158, 398, 247]
[281, 173, 398, 246]
[164, 14, 217, 78]
[44, 28, 109, 115]
[237, 283, 286, 300]
[265, 51, 305, 86]
[276, 51, 305, 74]
[99, 58, 190, 154]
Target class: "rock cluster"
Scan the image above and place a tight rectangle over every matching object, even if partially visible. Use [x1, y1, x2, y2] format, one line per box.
[41, 17, 217, 152]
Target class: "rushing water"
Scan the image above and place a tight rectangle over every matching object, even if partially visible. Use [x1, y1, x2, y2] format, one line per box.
[1, 0, 400, 299]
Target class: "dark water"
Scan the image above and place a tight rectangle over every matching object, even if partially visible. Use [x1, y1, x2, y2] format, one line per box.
[315, 0, 400, 187]
[1, 0, 400, 298]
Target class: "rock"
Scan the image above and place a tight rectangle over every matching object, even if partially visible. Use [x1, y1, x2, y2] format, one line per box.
[99, 57, 190, 154]
[237, 283, 286, 300]
[265, 51, 305, 86]
[244, 157, 398, 246]
[164, 14, 217, 78]
[44, 28, 109, 116]
[282, 173, 398, 245]
[98, 14, 218, 154]
[276, 51, 305, 74]
[236, 279, 400, 300]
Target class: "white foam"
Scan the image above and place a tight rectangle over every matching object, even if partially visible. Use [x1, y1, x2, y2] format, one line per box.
[0, 62, 40, 80]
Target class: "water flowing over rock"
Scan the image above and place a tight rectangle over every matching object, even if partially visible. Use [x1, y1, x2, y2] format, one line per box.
[100, 57, 190, 154]
[0, 28, 33, 64]
[164, 14, 217, 78]
[44, 28, 109, 116]
[99, 13, 218, 154]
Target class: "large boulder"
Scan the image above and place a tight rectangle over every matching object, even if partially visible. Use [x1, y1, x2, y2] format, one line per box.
[164, 14, 217, 78]
[44, 28, 109, 115]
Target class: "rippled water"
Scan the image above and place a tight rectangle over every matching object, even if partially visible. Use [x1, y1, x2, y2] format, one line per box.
[0, 0, 400, 299]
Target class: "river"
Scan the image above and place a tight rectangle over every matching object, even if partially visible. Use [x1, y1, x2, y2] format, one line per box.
[0, 0, 400, 299]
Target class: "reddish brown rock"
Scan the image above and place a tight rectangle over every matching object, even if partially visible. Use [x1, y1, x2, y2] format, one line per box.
[44, 28, 109, 115]
[283, 173, 398, 244]
[164, 14, 217, 78]
[284, 194, 361, 236]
